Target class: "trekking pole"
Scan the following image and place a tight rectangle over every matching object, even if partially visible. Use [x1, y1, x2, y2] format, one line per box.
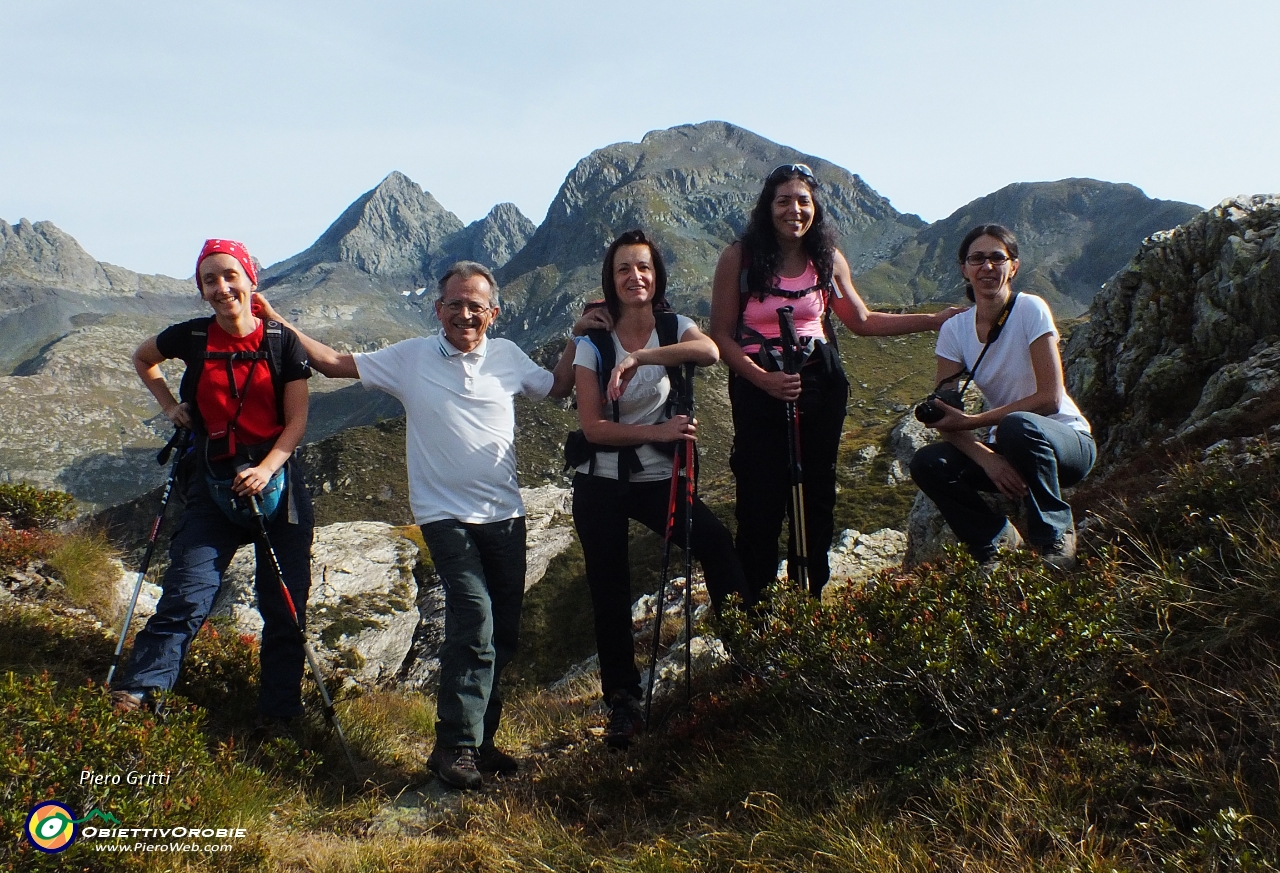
[678, 364, 696, 705]
[777, 307, 810, 593]
[244, 493, 360, 775]
[644, 447, 683, 727]
[106, 427, 190, 687]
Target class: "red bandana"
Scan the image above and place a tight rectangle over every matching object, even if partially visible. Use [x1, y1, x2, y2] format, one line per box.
[195, 239, 258, 291]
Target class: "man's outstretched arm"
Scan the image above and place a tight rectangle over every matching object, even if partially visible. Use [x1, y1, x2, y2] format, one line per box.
[254, 293, 359, 379]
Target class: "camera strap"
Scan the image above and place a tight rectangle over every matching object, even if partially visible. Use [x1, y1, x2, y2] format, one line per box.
[935, 292, 1019, 394]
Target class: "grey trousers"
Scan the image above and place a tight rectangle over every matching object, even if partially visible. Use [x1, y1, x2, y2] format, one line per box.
[420, 517, 527, 749]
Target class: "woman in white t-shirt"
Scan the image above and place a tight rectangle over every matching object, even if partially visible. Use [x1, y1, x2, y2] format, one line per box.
[571, 229, 747, 749]
[910, 224, 1096, 568]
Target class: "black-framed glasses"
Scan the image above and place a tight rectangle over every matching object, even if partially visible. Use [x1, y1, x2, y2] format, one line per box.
[767, 163, 815, 184]
[964, 252, 1014, 266]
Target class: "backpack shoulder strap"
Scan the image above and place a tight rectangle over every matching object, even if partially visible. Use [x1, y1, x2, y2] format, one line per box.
[263, 320, 286, 424]
[584, 327, 619, 422]
[655, 311, 686, 408]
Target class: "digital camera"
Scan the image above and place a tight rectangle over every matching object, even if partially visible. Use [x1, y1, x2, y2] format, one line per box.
[913, 388, 965, 425]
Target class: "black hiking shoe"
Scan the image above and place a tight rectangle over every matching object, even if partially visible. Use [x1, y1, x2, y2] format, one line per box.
[978, 521, 1024, 571]
[477, 744, 519, 775]
[429, 745, 482, 790]
[605, 691, 645, 751]
[250, 715, 304, 745]
[1036, 527, 1078, 570]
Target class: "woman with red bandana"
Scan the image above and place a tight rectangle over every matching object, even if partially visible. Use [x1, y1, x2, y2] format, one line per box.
[111, 239, 314, 733]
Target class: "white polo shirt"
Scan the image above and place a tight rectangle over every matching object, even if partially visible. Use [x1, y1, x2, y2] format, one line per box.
[354, 333, 554, 525]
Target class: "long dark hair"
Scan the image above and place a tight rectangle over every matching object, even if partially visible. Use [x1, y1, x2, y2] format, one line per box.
[600, 229, 669, 322]
[740, 166, 836, 297]
[957, 224, 1020, 302]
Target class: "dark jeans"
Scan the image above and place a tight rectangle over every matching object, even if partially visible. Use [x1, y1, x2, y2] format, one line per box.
[729, 365, 848, 600]
[419, 516, 526, 749]
[572, 471, 747, 701]
[910, 412, 1097, 559]
[115, 464, 314, 718]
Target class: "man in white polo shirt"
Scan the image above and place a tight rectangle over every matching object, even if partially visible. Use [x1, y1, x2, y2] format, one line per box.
[258, 261, 602, 790]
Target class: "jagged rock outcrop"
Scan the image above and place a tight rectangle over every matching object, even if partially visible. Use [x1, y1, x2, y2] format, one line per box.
[212, 521, 419, 688]
[1065, 195, 1280, 460]
[853, 179, 1201, 314]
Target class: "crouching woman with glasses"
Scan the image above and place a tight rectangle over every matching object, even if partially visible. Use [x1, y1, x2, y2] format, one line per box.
[909, 224, 1096, 568]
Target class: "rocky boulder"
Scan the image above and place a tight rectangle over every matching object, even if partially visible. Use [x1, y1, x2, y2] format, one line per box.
[827, 528, 908, 590]
[212, 521, 419, 688]
[1065, 195, 1280, 461]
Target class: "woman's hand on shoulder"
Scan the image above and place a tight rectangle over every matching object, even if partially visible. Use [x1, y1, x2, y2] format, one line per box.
[572, 308, 612, 337]
[931, 306, 967, 329]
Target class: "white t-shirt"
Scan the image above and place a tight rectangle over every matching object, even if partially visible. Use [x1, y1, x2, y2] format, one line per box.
[936, 294, 1090, 442]
[354, 333, 554, 525]
[572, 315, 696, 482]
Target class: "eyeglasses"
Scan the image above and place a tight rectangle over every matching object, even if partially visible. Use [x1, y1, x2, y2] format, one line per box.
[964, 252, 1014, 266]
[440, 299, 496, 316]
[767, 163, 816, 184]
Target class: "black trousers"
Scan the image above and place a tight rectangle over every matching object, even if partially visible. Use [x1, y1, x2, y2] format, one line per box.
[572, 471, 747, 701]
[729, 364, 848, 600]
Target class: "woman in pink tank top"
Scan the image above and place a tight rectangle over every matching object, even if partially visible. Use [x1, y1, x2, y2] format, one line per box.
[709, 163, 963, 600]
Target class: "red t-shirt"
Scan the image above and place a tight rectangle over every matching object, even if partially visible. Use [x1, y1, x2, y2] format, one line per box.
[196, 320, 283, 445]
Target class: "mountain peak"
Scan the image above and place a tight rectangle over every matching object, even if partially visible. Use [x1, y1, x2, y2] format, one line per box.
[266, 172, 465, 285]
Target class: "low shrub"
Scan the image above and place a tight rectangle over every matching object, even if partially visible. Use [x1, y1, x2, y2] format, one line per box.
[0, 482, 76, 531]
[0, 527, 56, 568]
[0, 672, 274, 872]
[723, 551, 1127, 760]
[175, 621, 261, 725]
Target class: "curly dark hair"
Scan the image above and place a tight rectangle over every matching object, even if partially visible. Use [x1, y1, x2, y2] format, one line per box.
[740, 165, 837, 298]
[600, 229, 669, 322]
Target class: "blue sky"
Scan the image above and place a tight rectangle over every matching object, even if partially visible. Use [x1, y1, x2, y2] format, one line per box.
[2, 1, 1276, 278]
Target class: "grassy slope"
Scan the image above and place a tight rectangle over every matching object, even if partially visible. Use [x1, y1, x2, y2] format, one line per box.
[5, 434, 1278, 871]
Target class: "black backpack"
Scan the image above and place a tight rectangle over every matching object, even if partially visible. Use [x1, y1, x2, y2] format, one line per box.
[563, 311, 688, 485]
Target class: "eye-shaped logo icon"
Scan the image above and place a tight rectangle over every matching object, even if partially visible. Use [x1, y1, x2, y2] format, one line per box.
[25, 801, 77, 853]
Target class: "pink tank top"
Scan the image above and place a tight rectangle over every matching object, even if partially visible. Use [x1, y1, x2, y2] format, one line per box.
[740, 262, 827, 352]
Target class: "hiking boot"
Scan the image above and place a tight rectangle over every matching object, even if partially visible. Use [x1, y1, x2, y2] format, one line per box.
[110, 690, 145, 713]
[978, 521, 1024, 570]
[429, 745, 482, 790]
[1036, 527, 1078, 570]
[250, 715, 304, 745]
[605, 691, 645, 751]
[476, 743, 519, 775]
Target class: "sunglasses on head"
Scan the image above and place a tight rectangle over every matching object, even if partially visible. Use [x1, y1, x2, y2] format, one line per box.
[767, 163, 816, 184]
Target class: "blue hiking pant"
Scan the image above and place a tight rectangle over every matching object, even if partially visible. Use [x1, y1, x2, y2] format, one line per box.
[909, 412, 1096, 560]
[114, 464, 314, 717]
[420, 517, 526, 750]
